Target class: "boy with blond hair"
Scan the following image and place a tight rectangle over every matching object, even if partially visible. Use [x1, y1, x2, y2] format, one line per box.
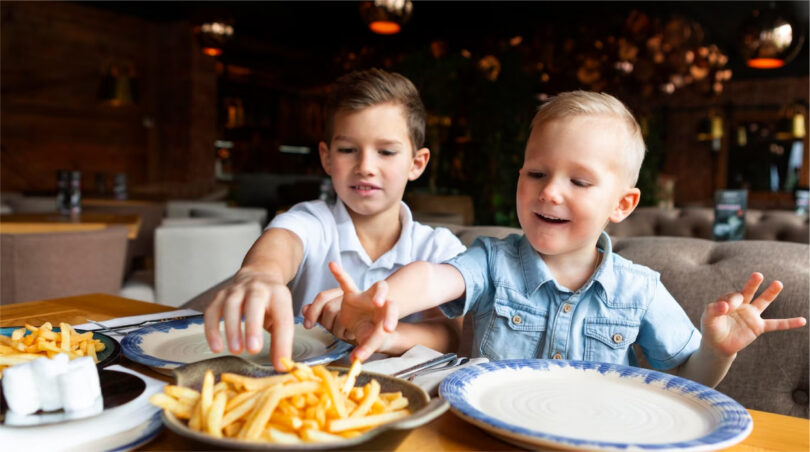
[204, 69, 466, 370]
[310, 90, 806, 388]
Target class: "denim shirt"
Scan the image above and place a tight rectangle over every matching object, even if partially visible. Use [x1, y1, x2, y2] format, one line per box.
[441, 232, 701, 370]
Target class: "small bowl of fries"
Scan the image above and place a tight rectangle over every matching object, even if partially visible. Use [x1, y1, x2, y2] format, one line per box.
[0, 322, 120, 377]
[152, 355, 449, 450]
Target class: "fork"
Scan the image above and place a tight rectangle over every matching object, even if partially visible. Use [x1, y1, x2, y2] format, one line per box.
[85, 314, 204, 333]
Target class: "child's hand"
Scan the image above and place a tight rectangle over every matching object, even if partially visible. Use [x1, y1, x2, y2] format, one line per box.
[701, 272, 807, 357]
[326, 262, 398, 362]
[203, 270, 295, 371]
[301, 289, 356, 342]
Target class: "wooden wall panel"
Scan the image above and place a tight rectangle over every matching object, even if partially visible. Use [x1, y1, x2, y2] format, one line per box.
[1, 2, 217, 197]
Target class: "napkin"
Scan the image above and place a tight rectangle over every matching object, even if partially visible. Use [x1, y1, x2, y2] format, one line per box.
[0, 365, 165, 451]
[361, 345, 488, 397]
[74, 308, 202, 342]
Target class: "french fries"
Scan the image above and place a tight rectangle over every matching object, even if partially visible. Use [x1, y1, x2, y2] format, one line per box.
[0, 322, 105, 378]
[150, 359, 410, 443]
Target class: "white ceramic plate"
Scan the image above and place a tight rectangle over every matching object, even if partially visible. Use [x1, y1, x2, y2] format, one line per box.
[439, 359, 753, 451]
[121, 316, 353, 373]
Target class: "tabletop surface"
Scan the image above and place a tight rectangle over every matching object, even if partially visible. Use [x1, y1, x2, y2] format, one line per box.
[0, 212, 141, 239]
[1, 293, 808, 451]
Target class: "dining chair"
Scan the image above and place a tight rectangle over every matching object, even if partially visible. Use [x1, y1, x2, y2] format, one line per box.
[165, 200, 228, 218]
[0, 226, 129, 305]
[83, 200, 167, 269]
[189, 205, 269, 228]
[152, 220, 262, 307]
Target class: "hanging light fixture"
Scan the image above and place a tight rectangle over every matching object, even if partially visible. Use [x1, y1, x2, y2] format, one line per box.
[194, 20, 234, 57]
[740, 4, 805, 69]
[359, 0, 413, 35]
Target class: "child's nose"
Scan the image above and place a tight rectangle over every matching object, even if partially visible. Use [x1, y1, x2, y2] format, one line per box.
[355, 150, 376, 175]
[539, 180, 564, 204]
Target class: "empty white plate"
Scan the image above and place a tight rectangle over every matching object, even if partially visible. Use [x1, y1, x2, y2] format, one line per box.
[439, 359, 753, 451]
[121, 316, 352, 373]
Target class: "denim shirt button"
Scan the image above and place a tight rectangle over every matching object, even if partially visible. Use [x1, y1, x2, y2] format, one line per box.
[612, 333, 623, 343]
[552, 353, 562, 359]
[563, 303, 572, 313]
[512, 315, 522, 325]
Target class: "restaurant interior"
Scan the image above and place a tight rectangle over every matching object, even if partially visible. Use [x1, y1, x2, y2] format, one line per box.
[0, 1, 809, 450]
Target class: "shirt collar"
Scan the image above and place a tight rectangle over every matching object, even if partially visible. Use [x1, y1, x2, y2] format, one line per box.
[334, 199, 414, 268]
[592, 231, 617, 301]
[519, 230, 616, 298]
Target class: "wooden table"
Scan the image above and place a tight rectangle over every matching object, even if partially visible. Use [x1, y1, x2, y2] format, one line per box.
[2, 294, 808, 451]
[0, 212, 142, 239]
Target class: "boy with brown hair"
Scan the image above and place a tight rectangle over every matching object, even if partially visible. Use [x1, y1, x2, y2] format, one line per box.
[204, 68, 466, 370]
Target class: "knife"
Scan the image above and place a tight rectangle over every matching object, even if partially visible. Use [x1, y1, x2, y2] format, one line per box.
[392, 353, 457, 379]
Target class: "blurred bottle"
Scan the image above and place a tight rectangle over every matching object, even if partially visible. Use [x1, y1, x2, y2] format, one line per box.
[113, 173, 128, 200]
[69, 171, 82, 219]
[56, 170, 71, 215]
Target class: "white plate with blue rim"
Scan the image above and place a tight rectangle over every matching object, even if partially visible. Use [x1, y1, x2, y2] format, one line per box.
[439, 359, 753, 451]
[121, 316, 353, 375]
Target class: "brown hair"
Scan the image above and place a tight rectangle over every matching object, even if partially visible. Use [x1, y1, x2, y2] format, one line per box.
[325, 68, 426, 151]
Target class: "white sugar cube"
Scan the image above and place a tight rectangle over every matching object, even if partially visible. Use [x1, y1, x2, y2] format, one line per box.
[2, 361, 40, 415]
[57, 356, 102, 411]
[30, 354, 69, 411]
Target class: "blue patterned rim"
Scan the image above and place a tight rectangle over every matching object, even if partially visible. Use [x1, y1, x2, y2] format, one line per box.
[439, 359, 753, 451]
[107, 409, 163, 452]
[0, 326, 120, 368]
[121, 316, 353, 369]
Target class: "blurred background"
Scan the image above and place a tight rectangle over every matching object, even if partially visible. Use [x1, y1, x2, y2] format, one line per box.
[2, 0, 808, 226]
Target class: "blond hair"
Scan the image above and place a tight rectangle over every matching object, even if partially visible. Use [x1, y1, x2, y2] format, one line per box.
[531, 91, 646, 186]
[325, 68, 426, 152]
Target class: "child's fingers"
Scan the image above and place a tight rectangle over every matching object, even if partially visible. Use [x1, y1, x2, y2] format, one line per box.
[304, 287, 343, 328]
[268, 298, 295, 372]
[762, 316, 807, 333]
[222, 287, 247, 354]
[329, 261, 360, 294]
[750, 280, 783, 312]
[719, 292, 744, 311]
[243, 286, 271, 354]
[740, 272, 764, 302]
[203, 290, 227, 353]
[705, 300, 730, 318]
[351, 322, 391, 362]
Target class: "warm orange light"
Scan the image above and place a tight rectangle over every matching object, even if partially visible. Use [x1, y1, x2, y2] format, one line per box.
[203, 47, 223, 57]
[747, 58, 785, 69]
[369, 21, 401, 35]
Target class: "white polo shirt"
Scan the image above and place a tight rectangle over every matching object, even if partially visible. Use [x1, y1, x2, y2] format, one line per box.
[267, 199, 466, 315]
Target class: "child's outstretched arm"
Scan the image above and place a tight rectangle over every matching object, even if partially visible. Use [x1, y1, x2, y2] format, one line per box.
[203, 228, 304, 371]
[323, 260, 466, 361]
[302, 290, 463, 356]
[677, 272, 807, 387]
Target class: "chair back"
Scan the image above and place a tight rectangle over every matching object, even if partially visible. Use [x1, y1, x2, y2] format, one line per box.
[165, 200, 227, 218]
[154, 221, 262, 307]
[0, 226, 129, 304]
[190, 206, 269, 228]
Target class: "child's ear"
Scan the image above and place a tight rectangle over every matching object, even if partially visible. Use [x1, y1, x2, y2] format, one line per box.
[318, 141, 331, 176]
[408, 147, 431, 180]
[609, 187, 641, 223]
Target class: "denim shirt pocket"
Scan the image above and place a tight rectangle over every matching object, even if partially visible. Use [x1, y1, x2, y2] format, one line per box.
[583, 318, 640, 364]
[480, 298, 547, 361]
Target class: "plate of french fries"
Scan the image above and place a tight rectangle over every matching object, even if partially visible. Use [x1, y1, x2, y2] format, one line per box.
[0, 322, 120, 378]
[150, 355, 449, 449]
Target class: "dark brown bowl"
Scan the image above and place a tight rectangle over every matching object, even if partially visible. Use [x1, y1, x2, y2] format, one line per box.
[162, 355, 448, 450]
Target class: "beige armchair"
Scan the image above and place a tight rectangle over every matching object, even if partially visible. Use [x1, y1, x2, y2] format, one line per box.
[1, 226, 129, 304]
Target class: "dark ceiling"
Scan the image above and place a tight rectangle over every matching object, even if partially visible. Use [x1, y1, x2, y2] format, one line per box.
[85, 1, 809, 84]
